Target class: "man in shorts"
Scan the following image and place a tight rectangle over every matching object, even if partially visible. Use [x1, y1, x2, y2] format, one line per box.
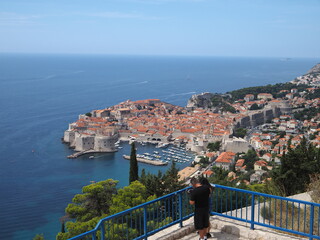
[189, 177, 211, 240]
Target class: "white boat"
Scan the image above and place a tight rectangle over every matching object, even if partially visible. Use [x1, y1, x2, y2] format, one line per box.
[89, 156, 94, 159]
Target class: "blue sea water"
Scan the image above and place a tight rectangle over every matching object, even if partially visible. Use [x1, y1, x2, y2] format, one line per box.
[0, 54, 318, 240]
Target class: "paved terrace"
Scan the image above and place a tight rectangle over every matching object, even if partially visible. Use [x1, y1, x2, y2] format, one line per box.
[151, 192, 313, 240]
[150, 215, 306, 240]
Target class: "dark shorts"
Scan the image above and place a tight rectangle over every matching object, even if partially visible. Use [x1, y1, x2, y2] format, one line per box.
[194, 207, 209, 230]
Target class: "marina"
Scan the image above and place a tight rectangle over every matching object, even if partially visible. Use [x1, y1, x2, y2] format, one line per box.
[121, 142, 196, 165]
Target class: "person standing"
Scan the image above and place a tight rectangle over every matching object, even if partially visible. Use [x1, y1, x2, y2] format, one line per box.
[200, 177, 214, 238]
[189, 177, 211, 240]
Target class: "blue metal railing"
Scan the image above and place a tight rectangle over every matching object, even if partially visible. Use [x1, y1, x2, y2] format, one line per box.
[213, 185, 320, 240]
[68, 184, 320, 240]
[68, 187, 194, 240]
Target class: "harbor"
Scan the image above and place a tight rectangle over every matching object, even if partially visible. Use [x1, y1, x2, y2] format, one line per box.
[66, 140, 196, 169]
[122, 155, 168, 166]
[122, 142, 195, 166]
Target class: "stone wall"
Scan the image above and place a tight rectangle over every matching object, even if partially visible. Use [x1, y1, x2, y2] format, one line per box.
[236, 102, 292, 128]
[223, 137, 250, 153]
[75, 135, 95, 151]
[94, 134, 119, 152]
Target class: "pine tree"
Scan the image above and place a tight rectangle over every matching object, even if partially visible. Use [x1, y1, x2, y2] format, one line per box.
[162, 162, 186, 195]
[129, 142, 139, 183]
[61, 222, 65, 233]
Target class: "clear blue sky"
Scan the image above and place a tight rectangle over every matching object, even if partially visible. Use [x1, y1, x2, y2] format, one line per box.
[1, 0, 319, 57]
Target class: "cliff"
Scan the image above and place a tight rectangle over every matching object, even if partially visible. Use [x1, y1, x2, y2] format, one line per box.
[186, 92, 234, 113]
[307, 63, 320, 74]
[186, 92, 216, 109]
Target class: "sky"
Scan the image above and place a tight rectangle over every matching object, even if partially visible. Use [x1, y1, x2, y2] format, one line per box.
[0, 0, 320, 58]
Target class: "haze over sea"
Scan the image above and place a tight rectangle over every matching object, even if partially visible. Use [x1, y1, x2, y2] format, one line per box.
[0, 54, 318, 240]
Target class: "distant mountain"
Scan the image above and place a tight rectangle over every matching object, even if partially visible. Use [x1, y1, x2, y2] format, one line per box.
[307, 63, 320, 74]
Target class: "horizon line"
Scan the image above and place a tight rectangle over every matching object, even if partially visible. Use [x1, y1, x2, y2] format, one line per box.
[0, 51, 319, 60]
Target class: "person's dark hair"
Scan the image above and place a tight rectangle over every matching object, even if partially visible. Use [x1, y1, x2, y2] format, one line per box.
[200, 177, 214, 191]
[190, 177, 199, 185]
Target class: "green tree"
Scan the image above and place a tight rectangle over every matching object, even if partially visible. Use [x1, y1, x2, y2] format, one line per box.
[61, 222, 65, 233]
[57, 180, 155, 240]
[162, 162, 186, 195]
[140, 163, 185, 197]
[33, 234, 45, 240]
[85, 112, 92, 117]
[242, 149, 259, 171]
[234, 128, 247, 138]
[198, 156, 210, 168]
[56, 216, 101, 240]
[207, 141, 221, 152]
[140, 169, 164, 197]
[65, 179, 118, 222]
[227, 82, 309, 101]
[129, 142, 139, 183]
[208, 166, 230, 185]
[110, 181, 156, 214]
[272, 138, 320, 196]
[279, 131, 286, 138]
[210, 95, 236, 113]
[249, 103, 261, 110]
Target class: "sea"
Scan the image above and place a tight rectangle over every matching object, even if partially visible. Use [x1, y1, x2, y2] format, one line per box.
[0, 53, 318, 240]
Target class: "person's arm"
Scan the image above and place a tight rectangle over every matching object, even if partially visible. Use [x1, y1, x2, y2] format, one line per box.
[189, 189, 195, 205]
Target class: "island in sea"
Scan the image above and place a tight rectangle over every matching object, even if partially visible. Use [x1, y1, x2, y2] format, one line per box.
[63, 63, 320, 176]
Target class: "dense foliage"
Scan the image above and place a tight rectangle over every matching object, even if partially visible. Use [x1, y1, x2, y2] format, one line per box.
[306, 88, 320, 100]
[56, 180, 155, 240]
[233, 128, 247, 138]
[294, 107, 320, 121]
[207, 141, 221, 152]
[208, 166, 230, 186]
[109, 181, 156, 215]
[140, 162, 186, 197]
[33, 234, 45, 240]
[210, 95, 236, 113]
[227, 83, 309, 101]
[249, 103, 262, 110]
[241, 149, 259, 171]
[271, 138, 320, 196]
[65, 179, 118, 222]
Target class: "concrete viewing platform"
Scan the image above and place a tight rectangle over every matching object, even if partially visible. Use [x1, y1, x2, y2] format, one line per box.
[149, 215, 307, 240]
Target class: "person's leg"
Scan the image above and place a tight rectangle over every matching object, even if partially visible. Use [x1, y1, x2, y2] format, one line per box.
[205, 211, 211, 238]
[198, 228, 206, 239]
[196, 208, 209, 239]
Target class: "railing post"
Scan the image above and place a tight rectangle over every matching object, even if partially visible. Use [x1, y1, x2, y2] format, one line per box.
[251, 193, 255, 230]
[143, 206, 148, 240]
[100, 221, 105, 240]
[309, 204, 314, 240]
[91, 232, 96, 240]
[179, 192, 183, 228]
